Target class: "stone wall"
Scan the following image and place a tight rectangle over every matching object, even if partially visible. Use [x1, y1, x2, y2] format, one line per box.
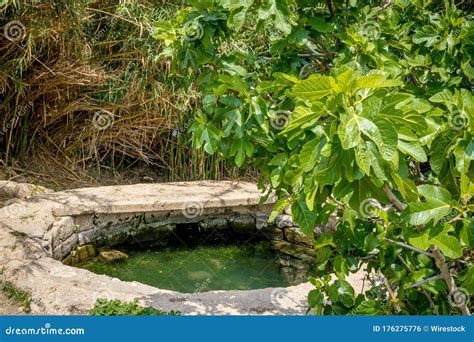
[58, 209, 318, 281]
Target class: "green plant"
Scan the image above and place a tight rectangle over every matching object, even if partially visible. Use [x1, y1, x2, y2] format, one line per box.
[1, 281, 32, 312]
[153, 0, 473, 315]
[89, 299, 181, 316]
[1, 0, 242, 184]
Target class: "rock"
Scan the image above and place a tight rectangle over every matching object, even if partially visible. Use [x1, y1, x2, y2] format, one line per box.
[99, 249, 128, 262]
[228, 214, 255, 235]
[199, 217, 228, 231]
[76, 245, 90, 262]
[270, 240, 316, 262]
[86, 244, 97, 258]
[62, 254, 72, 266]
[129, 223, 174, 244]
[275, 214, 294, 228]
[0, 180, 52, 200]
[255, 213, 268, 230]
[260, 227, 284, 241]
[284, 227, 313, 247]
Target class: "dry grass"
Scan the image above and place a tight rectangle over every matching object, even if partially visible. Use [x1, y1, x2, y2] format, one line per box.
[0, 0, 247, 185]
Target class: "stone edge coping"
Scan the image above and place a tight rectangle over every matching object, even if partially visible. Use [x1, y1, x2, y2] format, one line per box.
[41, 181, 276, 216]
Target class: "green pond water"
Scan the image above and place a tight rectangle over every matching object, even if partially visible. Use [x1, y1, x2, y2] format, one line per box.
[79, 242, 296, 293]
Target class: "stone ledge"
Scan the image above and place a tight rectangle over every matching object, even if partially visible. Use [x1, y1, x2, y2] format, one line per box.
[49, 181, 275, 216]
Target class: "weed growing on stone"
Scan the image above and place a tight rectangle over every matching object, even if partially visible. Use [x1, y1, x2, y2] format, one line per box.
[1, 281, 31, 313]
[89, 299, 180, 316]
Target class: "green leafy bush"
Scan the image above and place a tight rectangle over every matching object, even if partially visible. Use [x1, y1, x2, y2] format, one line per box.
[89, 299, 181, 316]
[153, 0, 473, 315]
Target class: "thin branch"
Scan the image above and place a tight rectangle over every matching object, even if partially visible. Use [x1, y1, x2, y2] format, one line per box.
[383, 278, 401, 313]
[385, 238, 433, 257]
[405, 275, 443, 289]
[383, 185, 406, 211]
[431, 247, 471, 316]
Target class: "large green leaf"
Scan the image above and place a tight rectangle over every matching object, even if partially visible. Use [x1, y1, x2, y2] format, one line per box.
[328, 280, 355, 307]
[409, 224, 462, 258]
[416, 185, 452, 203]
[229, 138, 254, 166]
[258, 0, 297, 35]
[460, 219, 474, 248]
[407, 199, 451, 225]
[338, 114, 361, 150]
[398, 140, 427, 162]
[358, 118, 398, 160]
[355, 142, 371, 175]
[355, 75, 403, 89]
[292, 75, 338, 101]
[291, 198, 317, 238]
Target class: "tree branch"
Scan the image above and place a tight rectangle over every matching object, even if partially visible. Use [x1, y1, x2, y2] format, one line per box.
[431, 246, 471, 316]
[405, 275, 442, 289]
[383, 185, 406, 211]
[385, 238, 433, 257]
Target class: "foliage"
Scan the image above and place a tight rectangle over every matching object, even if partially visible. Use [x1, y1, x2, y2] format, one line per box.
[1, 281, 31, 312]
[153, 0, 473, 315]
[0, 0, 246, 184]
[89, 299, 180, 316]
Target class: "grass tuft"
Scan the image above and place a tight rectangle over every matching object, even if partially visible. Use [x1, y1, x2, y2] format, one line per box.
[89, 299, 180, 316]
[1, 281, 32, 313]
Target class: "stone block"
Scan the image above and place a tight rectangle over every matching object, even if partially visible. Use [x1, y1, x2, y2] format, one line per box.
[100, 249, 128, 262]
[284, 227, 313, 247]
[228, 214, 256, 235]
[275, 214, 295, 228]
[270, 240, 316, 262]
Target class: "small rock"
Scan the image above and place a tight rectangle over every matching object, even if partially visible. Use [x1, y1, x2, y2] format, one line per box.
[76, 245, 90, 262]
[199, 217, 228, 231]
[99, 249, 128, 262]
[284, 227, 313, 247]
[228, 215, 256, 235]
[260, 227, 284, 241]
[86, 244, 97, 258]
[62, 254, 72, 266]
[270, 240, 316, 262]
[275, 214, 294, 228]
[255, 213, 268, 230]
